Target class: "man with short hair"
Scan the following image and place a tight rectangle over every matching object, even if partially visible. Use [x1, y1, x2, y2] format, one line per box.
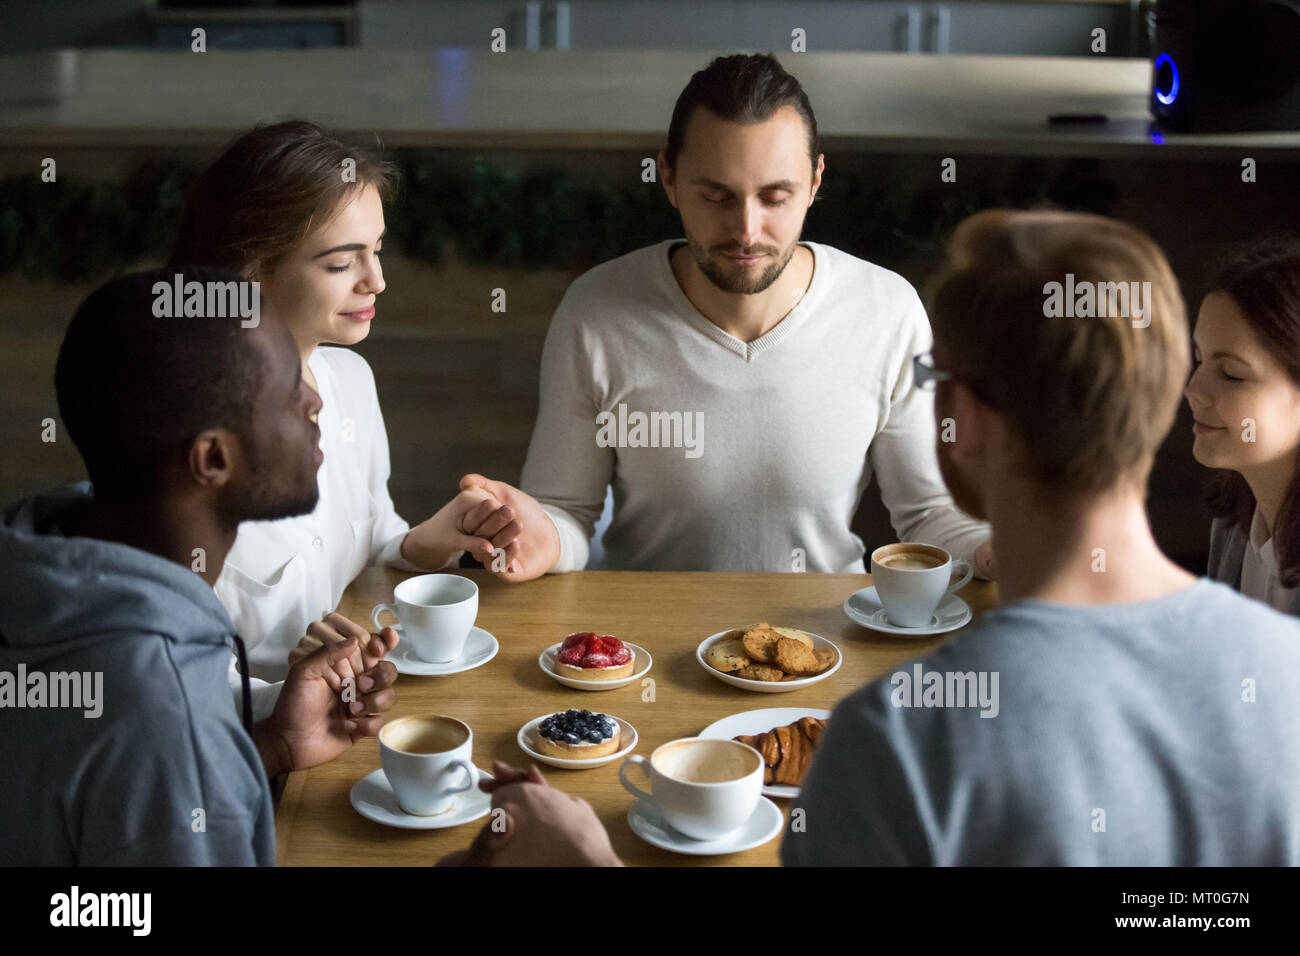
[445, 210, 1300, 866]
[0, 268, 399, 864]
[462, 53, 994, 579]
[783, 209, 1300, 864]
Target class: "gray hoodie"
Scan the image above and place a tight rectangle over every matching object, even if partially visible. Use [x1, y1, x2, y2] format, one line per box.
[0, 483, 275, 865]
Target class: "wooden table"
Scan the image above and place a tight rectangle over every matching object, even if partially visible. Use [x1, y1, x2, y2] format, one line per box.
[275, 568, 999, 866]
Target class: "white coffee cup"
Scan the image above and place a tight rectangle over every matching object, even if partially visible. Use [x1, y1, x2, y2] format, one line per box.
[379, 715, 477, 816]
[870, 542, 973, 628]
[372, 573, 478, 663]
[619, 738, 763, 841]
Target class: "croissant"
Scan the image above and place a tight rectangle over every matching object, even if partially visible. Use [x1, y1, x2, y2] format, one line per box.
[734, 716, 828, 786]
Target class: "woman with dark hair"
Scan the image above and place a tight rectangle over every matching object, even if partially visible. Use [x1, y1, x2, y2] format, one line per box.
[171, 120, 538, 717]
[1185, 238, 1300, 615]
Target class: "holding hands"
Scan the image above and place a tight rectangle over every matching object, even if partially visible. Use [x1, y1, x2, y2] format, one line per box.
[400, 485, 521, 570]
[258, 468, 556, 787]
[253, 613, 400, 778]
[458, 474, 560, 582]
[437, 761, 621, 867]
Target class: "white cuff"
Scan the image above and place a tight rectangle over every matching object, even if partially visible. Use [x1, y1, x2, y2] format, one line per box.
[231, 677, 284, 725]
[377, 531, 462, 572]
[539, 504, 589, 573]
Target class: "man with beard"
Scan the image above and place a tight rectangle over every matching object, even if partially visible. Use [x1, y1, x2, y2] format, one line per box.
[462, 53, 995, 578]
[785, 210, 1300, 864]
[0, 268, 400, 864]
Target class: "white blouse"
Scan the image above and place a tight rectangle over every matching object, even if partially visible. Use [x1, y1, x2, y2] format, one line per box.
[216, 346, 457, 720]
[1240, 506, 1298, 615]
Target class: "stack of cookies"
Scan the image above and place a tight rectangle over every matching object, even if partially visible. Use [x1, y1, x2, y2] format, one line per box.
[704, 622, 835, 682]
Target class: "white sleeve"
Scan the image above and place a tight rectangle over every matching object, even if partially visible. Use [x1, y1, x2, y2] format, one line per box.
[520, 302, 615, 574]
[348, 352, 465, 573]
[868, 292, 991, 569]
[540, 505, 593, 574]
[375, 532, 461, 573]
[227, 654, 283, 724]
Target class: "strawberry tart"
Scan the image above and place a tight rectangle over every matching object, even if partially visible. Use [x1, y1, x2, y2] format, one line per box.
[555, 632, 635, 682]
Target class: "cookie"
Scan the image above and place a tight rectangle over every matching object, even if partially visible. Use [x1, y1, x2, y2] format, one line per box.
[705, 637, 751, 673]
[741, 624, 781, 663]
[772, 626, 814, 649]
[813, 646, 837, 671]
[774, 636, 821, 676]
[735, 663, 785, 682]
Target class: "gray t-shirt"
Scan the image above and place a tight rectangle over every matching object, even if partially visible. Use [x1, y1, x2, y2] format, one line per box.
[782, 578, 1300, 865]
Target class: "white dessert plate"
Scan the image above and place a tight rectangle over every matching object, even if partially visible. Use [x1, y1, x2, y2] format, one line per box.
[842, 586, 972, 636]
[696, 630, 840, 693]
[699, 707, 832, 799]
[389, 626, 499, 676]
[626, 797, 784, 856]
[516, 713, 638, 769]
[349, 766, 492, 829]
[538, 641, 652, 691]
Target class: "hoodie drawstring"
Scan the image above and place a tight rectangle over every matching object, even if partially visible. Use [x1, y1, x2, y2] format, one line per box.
[231, 633, 253, 735]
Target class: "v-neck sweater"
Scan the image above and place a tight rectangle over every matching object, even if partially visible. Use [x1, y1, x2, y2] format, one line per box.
[520, 239, 990, 572]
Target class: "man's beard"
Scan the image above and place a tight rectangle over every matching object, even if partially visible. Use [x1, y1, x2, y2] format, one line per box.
[252, 484, 320, 523]
[935, 388, 987, 521]
[229, 437, 320, 525]
[683, 232, 798, 295]
[937, 442, 986, 522]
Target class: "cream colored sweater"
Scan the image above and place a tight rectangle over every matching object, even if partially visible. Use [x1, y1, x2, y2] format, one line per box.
[521, 239, 990, 573]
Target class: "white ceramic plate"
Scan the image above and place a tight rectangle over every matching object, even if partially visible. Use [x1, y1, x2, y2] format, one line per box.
[538, 641, 652, 691]
[699, 707, 832, 799]
[626, 797, 784, 856]
[842, 586, 972, 636]
[695, 630, 840, 693]
[349, 766, 492, 830]
[389, 626, 499, 675]
[516, 713, 638, 769]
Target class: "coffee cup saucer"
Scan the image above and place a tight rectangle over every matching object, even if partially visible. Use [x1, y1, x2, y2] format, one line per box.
[539, 641, 653, 691]
[627, 796, 783, 856]
[350, 766, 493, 829]
[517, 713, 638, 769]
[389, 626, 499, 676]
[842, 586, 972, 637]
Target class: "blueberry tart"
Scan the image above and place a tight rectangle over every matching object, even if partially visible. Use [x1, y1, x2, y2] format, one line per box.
[536, 709, 621, 759]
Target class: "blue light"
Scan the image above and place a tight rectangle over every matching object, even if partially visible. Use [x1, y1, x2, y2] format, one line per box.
[1154, 53, 1180, 107]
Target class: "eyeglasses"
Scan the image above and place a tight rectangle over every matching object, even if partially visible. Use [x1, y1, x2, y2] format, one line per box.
[912, 352, 953, 391]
